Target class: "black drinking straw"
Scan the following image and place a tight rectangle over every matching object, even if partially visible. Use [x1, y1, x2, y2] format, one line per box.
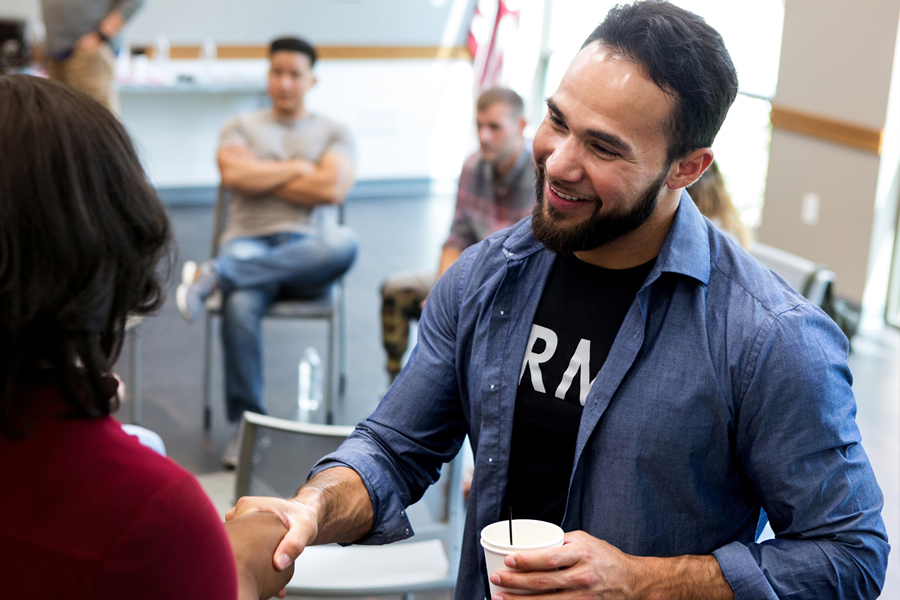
[508, 506, 514, 545]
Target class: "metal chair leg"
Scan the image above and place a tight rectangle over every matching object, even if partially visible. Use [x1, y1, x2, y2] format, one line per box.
[339, 282, 348, 399]
[325, 284, 342, 425]
[128, 320, 142, 425]
[202, 312, 215, 431]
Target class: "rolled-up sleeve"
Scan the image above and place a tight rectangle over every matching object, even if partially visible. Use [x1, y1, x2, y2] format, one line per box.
[324, 123, 357, 166]
[715, 304, 889, 599]
[310, 252, 472, 544]
[218, 115, 248, 150]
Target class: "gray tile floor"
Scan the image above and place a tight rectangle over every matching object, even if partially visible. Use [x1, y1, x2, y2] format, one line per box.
[114, 195, 899, 598]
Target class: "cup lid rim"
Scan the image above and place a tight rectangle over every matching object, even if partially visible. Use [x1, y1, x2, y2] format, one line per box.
[480, 519, 565, 551]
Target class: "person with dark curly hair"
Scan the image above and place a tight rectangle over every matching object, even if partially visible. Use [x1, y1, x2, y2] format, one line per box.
[0, 74, 291, 599]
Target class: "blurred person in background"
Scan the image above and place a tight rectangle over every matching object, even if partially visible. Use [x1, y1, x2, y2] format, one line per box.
[40, 0, 144, 111]
[381, 87, 535, 384]
[689, 159, 751, 248]
[176, 37, 357, 468]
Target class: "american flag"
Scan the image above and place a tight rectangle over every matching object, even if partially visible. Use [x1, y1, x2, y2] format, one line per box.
[468, 0, 520, 91]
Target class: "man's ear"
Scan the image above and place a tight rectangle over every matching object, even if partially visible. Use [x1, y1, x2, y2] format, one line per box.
[518, 115, 527, 136]
[666, 148, 714, 190]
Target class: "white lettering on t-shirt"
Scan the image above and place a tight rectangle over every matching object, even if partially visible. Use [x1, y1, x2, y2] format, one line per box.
[519, 324, 558, 393]
[555, 338, 596, 406]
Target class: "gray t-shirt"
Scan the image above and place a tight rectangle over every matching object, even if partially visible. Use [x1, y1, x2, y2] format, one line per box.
[219, 109, 356, 243]
[41, 0, 145, 56]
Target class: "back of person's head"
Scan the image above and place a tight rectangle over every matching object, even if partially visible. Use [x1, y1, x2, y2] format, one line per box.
[477, 87, 525, 119]
[582, 0, 739, 164]
[269, 36, 317, 67]
[689, 161, 751, 248]
[0, 75, 173, 436]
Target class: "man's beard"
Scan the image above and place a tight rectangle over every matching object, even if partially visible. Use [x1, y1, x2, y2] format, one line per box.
[530, 165, 669, 254]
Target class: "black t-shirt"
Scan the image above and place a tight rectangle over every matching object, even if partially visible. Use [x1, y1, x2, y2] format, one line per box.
[504, 253, 655, 524]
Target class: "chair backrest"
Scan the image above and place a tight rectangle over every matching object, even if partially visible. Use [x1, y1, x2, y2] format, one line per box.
[211, 186, 345, 258]
[749, 242, 836, 308]
[235, 412, 355, 499]
[234, 411, 465, 575]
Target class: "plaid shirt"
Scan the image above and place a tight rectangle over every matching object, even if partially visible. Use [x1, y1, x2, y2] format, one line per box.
[444, 146, 535, 251]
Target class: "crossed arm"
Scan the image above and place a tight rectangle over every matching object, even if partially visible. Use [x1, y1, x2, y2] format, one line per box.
[217, 144, 355, 206]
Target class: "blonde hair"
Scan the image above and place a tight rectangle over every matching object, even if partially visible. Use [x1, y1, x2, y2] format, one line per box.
[689, 161, 751, 248]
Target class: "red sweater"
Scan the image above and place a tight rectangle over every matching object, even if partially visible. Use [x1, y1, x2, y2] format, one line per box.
[0, 382, 238, 599]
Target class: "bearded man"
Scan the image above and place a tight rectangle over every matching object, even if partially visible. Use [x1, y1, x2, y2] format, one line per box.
[227, 3, 888, 599]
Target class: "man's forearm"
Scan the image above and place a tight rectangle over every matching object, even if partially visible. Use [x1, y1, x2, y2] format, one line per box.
[297, 466, 373, 546]
[272, 153, 355, 206]
[634, 554, 733, 600]
[98, 11, 125, 38]
[498, 531, 734, 600]
[437, 246, 463, 280]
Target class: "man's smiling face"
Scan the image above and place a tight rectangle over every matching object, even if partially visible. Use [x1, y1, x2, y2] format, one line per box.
[531, 42, 677, 255]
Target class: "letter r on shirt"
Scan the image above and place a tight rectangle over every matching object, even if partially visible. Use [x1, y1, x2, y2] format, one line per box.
[519, 324, 558, 393]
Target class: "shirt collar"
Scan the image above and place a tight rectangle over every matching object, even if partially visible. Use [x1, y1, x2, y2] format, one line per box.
[478, 143, 534, 188]
[651, 189, 711, 286]
[502, 189, 710, 286]
[501, 144, 533, 187]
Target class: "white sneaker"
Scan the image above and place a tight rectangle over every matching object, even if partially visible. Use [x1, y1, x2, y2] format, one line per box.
[176, 260, 219, 323]
[221, 429, 241, 470]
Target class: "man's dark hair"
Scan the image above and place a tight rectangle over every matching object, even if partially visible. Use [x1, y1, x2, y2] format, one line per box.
[0, 75, 173, 437]
[270, 36, 317, 67]
[582, 0, 738, 163]
[477, 87, 525, 119]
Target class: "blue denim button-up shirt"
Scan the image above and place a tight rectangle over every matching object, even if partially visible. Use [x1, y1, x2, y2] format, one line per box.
[313, 193, 888, 600]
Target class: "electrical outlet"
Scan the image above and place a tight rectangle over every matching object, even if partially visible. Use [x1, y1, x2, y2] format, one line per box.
[801, 192, 820, 226]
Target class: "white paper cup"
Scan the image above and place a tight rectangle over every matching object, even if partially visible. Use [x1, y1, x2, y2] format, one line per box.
[480, 519, 565, 597]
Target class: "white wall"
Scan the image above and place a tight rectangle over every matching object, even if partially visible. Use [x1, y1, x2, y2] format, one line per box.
[4, 0, 481, 187]
[120, 57, 476, 187]
[758, 0, 900, 308]
[1, 0, 477, 47]
[126, 0, 475, 47]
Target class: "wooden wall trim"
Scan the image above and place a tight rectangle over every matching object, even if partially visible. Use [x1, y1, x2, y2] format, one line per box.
[770, 104, 883, 155]
[153, 44, 471, 61]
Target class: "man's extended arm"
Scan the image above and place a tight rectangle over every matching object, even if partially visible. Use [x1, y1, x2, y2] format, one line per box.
[227, 466, 373, 572]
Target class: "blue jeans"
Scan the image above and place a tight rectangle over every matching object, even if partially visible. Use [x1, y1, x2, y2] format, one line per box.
[216, 228, 358, 423]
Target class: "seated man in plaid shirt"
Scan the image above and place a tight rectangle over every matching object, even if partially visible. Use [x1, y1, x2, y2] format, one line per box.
[380, 87, 536, 383]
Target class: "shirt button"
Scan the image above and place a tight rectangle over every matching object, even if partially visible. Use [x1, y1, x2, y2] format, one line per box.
[490, 384, 495, 390]
[488, 457, 493, 462]
[500, 310, 504, 315]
